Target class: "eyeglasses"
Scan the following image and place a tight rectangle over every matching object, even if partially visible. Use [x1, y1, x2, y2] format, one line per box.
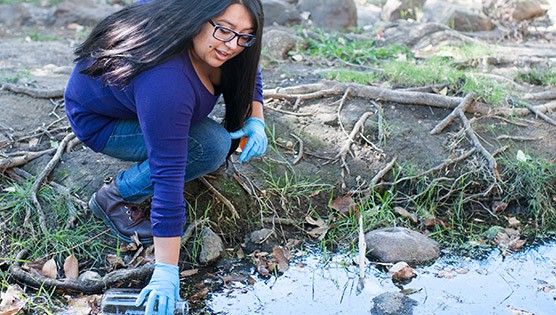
[208, 19, 256, 48]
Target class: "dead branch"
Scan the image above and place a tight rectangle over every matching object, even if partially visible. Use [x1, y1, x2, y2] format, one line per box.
[27, 132, 76, 234]
[457, 109, 500, 181]
[199, 175, 240, 219]
[290, 133, 304, 165]
[1, 82, 64, 99]
[334, 112, 374, 179]
[525, 103, 556, 126]
[523, 90, 556, 101]
[496, 135, 542, 141]
[430, 93, 475, 135]
[9, 249, 154, 294]
[265, 104, 314, 116]
[0, 148, 56, 171]
[264, 80, 556, 117]
[371, 100, 384, 143]
[353, 157, 397, 194]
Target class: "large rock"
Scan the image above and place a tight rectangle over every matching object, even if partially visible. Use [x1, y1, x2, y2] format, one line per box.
[297, 0, 357, 31]
[53, 0, 121, 26]
[262, 28, 305, 60]
[198, 227, 225, 265]
[423, 0, 494, 32]
[365, 227, 440, 264]
[483, 0, 550, 23]
[380, 0, 426, 22]
[371, 292, 418, 315]
[262, 0, 302, 26]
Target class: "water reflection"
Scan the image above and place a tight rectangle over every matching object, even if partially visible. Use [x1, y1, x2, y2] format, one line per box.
[207, 242, 556, 314]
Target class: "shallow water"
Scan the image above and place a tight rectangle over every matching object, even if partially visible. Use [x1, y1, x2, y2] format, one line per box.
[206, 242, 556, 315]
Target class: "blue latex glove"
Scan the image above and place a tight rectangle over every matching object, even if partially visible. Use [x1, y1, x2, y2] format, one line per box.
[135, 263, 180, 315]
[229, 117, 268, 162]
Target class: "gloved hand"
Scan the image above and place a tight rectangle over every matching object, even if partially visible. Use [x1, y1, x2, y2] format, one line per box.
[229, 117, 268, 162]
[135, 263, 180, 315]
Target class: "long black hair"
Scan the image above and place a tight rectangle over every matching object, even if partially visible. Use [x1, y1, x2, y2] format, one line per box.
[74, 0, 264, 133]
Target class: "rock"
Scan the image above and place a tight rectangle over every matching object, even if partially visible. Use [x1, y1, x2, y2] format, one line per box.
[0, 4, 31, 26]
[243, 228, 279, 253]
[53, 0, 121, 27]
[262, 0, 302, 26]
[371, 292, 418, 315]
[262, 28, 305, 60]
[380, 0, 427, 22]
[423, 0, 494, 32]
[365, 227, 439, 264]
[78, 270, 102, 282]
[297, 0, 358, 31]
[198, 227, 225, 265]
[512, 0, 549, 22]
[357, 4, 382, 29]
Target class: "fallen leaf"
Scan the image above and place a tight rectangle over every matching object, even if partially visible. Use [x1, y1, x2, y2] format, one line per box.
[63, 254, 79, 279]
[180, 269, 199, 277]
[0, 285, 27, 315]
[64, 294, 98, 315]
[394, 207, 418, 223]
[42, 258, 57, 279]
[272, 247, 291, 272]
[491, 201, 508, 213]
[507, 217, 521, 227]
[305, 216, 331, 240]
[329, 194, 354, 215]
[106, 254, 125, 270]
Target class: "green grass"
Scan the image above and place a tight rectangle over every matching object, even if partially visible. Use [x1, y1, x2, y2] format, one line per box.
[516, 67, 556, 86]
[0, 178, 114, 278]
[24, 30, 60, 42]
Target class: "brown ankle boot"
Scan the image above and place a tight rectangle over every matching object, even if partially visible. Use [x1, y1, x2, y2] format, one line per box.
[89, 181, 153, 244]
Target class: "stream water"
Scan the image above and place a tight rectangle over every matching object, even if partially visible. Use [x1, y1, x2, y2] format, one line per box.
[206, 241, 556, 315]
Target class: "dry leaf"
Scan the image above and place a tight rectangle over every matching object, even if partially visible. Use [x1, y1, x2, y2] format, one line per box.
[106, 254, 126, 270]
[305, 216, 331, 240]
[63, 254, 79, 279]
[0, 285, 27, 315]
[394, 207, 418, 223]
[272, 247, 290, 272]
[329, 194, 354, 215]
[507, 217, 521, 227]
[64, 294, 98, 315]
[180, 269, 199, 277]
[42, 258, 57, 279]
[491, 201, 508, 213]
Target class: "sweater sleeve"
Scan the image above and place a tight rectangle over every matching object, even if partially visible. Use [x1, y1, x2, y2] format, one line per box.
[254, 68, 264, 104]
[133, 67, 194, 237]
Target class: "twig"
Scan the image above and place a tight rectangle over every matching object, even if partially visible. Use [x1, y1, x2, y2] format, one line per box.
[496, 135, 542, 141]
[525, 103, 556, 126]
[199, 176, 240, 219]
[0, 148, 56, 171]
[430, 93, 475, 135]
[264, 104, 314, 116]
[27, 132, 76, 234]
[334, 112, 375, 171]
[290, 133, 304, 165]
[457, 109, 500, 180]
[336, 88, 352, 137]
[370, 100, 384, 143]
[353, 157, 397, 194]
[1, 82, 64, 99]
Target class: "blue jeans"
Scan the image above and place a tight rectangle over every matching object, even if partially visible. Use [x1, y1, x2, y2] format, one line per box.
[100, 117, 231, 203]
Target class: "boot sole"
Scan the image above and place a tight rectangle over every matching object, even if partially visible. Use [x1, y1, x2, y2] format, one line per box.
[89, 193, 154, 245]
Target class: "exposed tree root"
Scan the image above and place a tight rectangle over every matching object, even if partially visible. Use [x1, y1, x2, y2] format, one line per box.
[199, 175, 240, 220]
[0, 148, 56, 171]
[263, 80, 556, 117]
[1, 82, 64, 99]
[9, 249, 154, 294]
[27, 132, 76, 234]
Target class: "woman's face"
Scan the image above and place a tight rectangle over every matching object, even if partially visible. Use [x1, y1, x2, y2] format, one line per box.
[191, 4, 254, 69]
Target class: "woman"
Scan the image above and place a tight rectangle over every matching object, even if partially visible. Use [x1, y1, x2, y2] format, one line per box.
[64, 0, 266, 314]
